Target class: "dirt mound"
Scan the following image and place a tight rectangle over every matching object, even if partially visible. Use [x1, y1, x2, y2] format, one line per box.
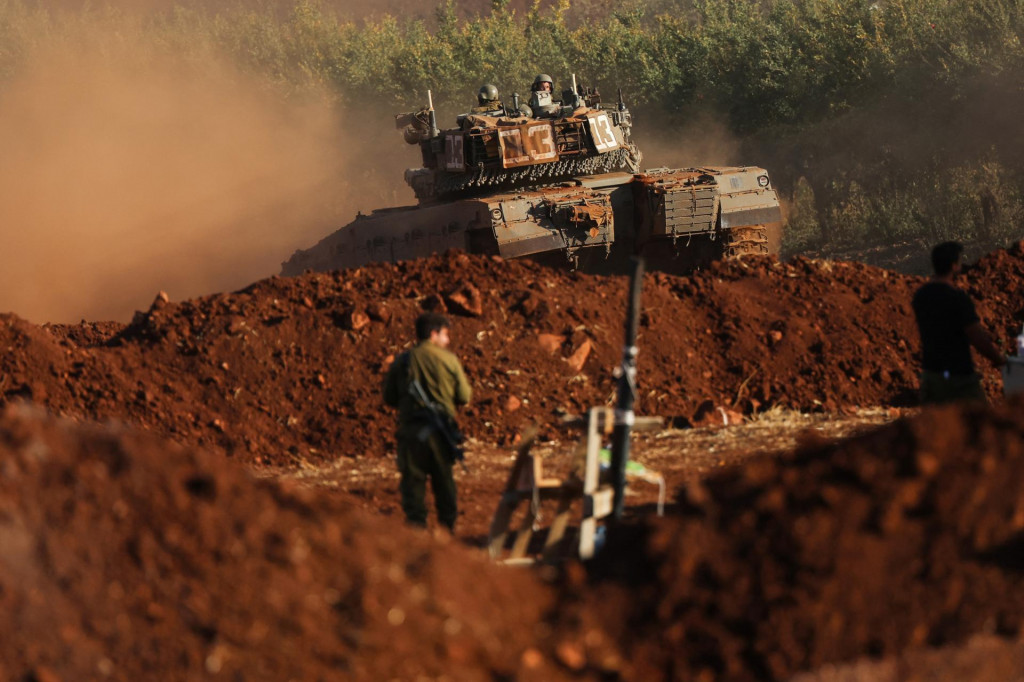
[4, 376, 1023, 681]
[2, 245, 1022, 465]
[0, 314, 69, 404]
[556, 396, 1024, 681]
[963, 240, 1024, 341]
[0, 252, 913, 464]
[0, 403, 572, 682]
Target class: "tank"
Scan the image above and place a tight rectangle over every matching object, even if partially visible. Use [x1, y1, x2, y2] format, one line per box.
[282, 82, 782, 276]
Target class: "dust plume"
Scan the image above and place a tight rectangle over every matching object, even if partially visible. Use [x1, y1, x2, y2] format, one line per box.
[36, 0, 553, 21]
[631, 109, 743, 170]
[0, 33, 408, 324]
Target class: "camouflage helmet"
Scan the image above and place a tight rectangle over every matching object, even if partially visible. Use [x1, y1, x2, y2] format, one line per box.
[477, 83, 499, 104]
[532, 73, 554, 91]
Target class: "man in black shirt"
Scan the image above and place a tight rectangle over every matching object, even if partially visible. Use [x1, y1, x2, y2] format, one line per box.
[911, 241, 1005, 405]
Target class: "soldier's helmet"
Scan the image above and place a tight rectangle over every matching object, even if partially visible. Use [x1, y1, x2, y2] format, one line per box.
[531, 74, 554, 91]
[478, 83, 500, 105]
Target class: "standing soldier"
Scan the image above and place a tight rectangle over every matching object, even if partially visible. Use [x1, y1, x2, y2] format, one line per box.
[912, 241, 1005, 404]
[383, 312, 472, 530]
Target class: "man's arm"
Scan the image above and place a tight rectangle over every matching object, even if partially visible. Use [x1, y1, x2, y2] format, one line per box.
[966, 322, 1006, 367]
[452, 360, 472, 405]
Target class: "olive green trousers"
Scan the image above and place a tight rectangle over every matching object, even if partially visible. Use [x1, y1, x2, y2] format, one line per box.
[396, 428, 457, 531]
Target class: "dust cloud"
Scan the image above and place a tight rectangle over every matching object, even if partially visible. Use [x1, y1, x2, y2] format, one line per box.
[0, 34, 410, 324]
[631, 109, 742, 170]
[37, 0, 549, 21]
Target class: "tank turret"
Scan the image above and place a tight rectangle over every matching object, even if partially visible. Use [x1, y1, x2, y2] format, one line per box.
[395, 77, 642, 203]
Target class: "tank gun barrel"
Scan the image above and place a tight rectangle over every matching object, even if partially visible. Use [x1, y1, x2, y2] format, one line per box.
[568, 73, 582, 109]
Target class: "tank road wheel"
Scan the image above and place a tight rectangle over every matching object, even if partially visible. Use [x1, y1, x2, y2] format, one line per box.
[722, 225, 770, 259]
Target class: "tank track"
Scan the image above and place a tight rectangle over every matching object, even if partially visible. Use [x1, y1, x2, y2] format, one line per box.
[723, 226, 770, 258]
[414, 145, 643, 201]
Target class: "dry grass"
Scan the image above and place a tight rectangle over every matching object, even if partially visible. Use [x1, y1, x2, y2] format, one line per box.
[261, 407, 908, 541]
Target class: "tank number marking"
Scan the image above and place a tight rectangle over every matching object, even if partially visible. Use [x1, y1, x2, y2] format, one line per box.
[526, 124, 557, 162]
[588, 112, 620, 152]
[498, 128, 530, 166]
[445, 134, 466, 171]
[499, 123, 559, 167]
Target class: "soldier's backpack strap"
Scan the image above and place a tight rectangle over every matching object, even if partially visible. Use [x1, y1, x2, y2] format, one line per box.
[395, 350, 411, 371]
[392, 350, 415, 397]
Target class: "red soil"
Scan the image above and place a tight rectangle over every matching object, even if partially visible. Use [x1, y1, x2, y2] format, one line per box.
[0, 404, 567, 682]
[3, 244, 1024, 679]
[2, 384, 1023, 680]
[12, 246, 1016, 467]
[555, 396, 1024, 680]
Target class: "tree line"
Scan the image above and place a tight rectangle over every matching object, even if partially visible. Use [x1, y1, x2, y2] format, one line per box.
[3, 0, 1023, 257]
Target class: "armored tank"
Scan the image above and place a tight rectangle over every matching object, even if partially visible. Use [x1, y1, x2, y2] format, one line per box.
[282, 79, 782, 276]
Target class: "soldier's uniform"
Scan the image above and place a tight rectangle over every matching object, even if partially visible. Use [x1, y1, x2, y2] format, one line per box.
[383, 340, 472, 529]
[470, 100, 503, 114]
[912, 280, 987, 404]
[469, 83, 504, 115]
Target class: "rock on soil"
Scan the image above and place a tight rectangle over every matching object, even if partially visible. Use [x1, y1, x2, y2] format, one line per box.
[2, 246, 1023, 467]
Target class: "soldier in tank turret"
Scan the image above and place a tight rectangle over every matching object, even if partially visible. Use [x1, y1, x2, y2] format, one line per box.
[528, 73, 561, 118]
[459, 84, 508, 129]
[531, 73, 554, 94]
[470, 83, 504, 115]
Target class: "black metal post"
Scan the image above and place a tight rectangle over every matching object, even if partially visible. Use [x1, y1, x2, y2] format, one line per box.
[610, 256, 644, 519]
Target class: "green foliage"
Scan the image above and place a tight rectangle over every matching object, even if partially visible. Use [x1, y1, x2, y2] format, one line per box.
[1, 0, 1023, 254]
[791, 156, 1024, 252]
[782, 177, 822, 256]
[3, 0, 1022, 119]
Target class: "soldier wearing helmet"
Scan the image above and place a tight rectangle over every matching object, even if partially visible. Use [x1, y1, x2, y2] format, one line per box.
[531, 74, 554, 93]
[529, 73, 559, 117]
[470, 83, 503, 115]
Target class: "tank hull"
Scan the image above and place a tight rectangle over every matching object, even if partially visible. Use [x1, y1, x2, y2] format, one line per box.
[281, 166, 782, 276]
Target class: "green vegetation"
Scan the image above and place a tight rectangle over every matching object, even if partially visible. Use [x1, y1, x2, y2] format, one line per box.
[2, 0, 1023, 261]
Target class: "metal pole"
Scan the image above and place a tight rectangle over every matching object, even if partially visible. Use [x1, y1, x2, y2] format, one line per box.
[427, 89, 440, 138]
[610, 256, 644, 519]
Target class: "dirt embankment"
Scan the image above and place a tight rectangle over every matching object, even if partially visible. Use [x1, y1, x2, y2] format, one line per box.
[5, 245, 1024, 466]
[555, 396, 1024, 680]
[2, 389, 1023, 680]
[0, 403, 567, 682]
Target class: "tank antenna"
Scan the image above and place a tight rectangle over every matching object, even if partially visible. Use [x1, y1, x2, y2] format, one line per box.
[427, 89, 440, 138]
[572, 73, 578, 95]
[617, 87, 625, 112]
